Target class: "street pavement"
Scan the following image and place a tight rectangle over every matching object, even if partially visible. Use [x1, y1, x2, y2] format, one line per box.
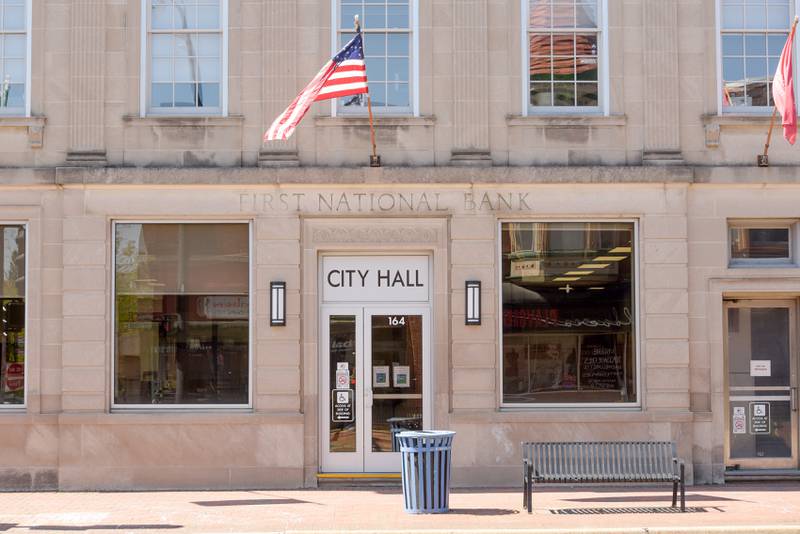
[0, 483, 799, 533]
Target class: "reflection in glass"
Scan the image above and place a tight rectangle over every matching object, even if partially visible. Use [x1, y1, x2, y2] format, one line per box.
[730, 227, 790, 260]
[502, 222, 636, 404]
[0, 225, 25, 405]
[0, 0, 26, 111]
[114, 224, 249, 405]
[330, 315, 357, 453]
[528, 27, 599, 109]
[727, 307, 792, 459]
[338, 0, 411, 113]
[371, 315, 422, 452]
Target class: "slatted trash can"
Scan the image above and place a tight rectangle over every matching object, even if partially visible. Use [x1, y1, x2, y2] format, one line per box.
[397, 430, 455, 514]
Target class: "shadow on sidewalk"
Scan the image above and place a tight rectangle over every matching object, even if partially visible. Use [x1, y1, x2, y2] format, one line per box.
[446, 508, 520, 516]
[563, 494, 742, 503]
[27, 525, 182, 531]
[192, 498, 314, 507]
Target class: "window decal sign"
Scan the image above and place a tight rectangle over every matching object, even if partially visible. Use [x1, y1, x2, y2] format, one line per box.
[332, 389, 354, 423]
[749, 402, 770, 434]
[732, 406, 746, 434]
[750, 360, 771, 377]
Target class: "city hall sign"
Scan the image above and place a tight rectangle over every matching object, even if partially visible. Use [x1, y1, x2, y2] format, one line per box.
[238, 190, 532, 214]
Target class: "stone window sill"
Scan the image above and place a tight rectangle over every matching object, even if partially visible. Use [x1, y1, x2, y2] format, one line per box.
[0, 115, 46, 147]
[122, 114, 244, 127]
[315, 115, 436, 127]
[702, 114, 776, 127]
[507, 114, 626, 127]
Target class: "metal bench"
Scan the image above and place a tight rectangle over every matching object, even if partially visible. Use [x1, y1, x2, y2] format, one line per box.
[522, 441, 685, 514]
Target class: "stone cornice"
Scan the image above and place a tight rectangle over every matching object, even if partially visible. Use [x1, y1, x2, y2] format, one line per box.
[4, 165, 800, 187]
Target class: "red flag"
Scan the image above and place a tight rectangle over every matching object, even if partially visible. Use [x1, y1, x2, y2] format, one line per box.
[772, 19, 798, 145]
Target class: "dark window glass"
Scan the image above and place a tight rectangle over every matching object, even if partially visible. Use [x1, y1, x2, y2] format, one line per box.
[730, 227, 790, 260]
[1, 225, 25, 405]
[502, 222, 636, 404]
[114, 223, 249, 405]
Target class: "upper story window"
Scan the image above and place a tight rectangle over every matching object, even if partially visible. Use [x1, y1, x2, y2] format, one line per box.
[525, 0, 603, 113]
[720, 0, 794, 112]
[0, 0, 29, 116]
[142, 0, 227, 116]
[335, 0, 414, 115]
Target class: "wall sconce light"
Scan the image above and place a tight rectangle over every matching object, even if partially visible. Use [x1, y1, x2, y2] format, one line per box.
[270, 281, 286, 326]
[465, 281, 481, 325]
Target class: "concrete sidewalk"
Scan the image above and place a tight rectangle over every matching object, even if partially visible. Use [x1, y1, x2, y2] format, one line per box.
[0, 483, 799, 533]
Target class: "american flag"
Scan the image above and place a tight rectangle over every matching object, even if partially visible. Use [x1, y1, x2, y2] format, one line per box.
[264, 32, 368, 141]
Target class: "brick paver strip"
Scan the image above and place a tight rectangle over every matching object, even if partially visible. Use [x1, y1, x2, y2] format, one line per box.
[0, 484, 797, 533]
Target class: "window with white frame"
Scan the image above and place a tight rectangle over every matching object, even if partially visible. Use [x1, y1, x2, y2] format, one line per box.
[526, 0, 602, 111]
[720, 0, 793, 111]
[728, 219, 797, 265]
[336, 0, 413, 114]
[145, 0, 225, 114]
[0, 0, 28, 115]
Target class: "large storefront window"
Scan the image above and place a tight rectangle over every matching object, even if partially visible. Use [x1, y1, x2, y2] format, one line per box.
[1, 225, 25, 405]
[501, 222, 636, 405]
[114, 223, 249, 406]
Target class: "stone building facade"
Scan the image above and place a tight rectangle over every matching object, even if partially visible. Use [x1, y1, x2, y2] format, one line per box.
[2, 0, 800, 490]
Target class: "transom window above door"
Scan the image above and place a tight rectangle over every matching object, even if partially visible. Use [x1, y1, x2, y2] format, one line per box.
[720, 0, 794, 112]
[142, 0, 227, 115]
[335, 0, 414, 115]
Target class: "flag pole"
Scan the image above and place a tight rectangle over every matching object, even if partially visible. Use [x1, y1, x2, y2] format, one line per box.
[759, 15, 799, 167]
[355, 15, 381, 167]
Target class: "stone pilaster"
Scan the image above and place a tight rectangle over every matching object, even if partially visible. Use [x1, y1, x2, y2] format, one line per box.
[642, 0, 683, 165]
[66, 0, 106, 166]
[259, 0, 299, 167]
[450, 0, 491, 166]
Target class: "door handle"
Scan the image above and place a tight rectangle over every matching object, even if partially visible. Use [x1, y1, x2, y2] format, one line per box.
[365, 388, 373, 408]
[792, 387, 798, 412]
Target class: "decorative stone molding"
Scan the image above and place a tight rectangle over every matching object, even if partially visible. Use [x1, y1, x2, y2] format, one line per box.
[311, 226, 440, 245]
[258, 150, 300, 168]
[68, 0, 106, 161]
[450, 0, 490, 164]
[642, 0, 683, 163]
[0, 116, 46, 148]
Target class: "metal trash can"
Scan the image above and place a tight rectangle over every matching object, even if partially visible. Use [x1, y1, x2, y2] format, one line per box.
[397, 430, 455, 514]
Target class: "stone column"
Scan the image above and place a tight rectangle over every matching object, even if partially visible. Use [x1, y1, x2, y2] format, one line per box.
[450, 0, 491, 166]
[259, 0, 300, 167]
[66, 0, 107, 166]
[642, 0, 683, 164]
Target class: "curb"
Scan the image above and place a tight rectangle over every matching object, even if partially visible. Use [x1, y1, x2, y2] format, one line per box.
[282, 528, 800, 534]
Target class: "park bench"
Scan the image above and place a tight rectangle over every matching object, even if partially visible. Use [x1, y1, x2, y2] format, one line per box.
[522, 441, 685, 513]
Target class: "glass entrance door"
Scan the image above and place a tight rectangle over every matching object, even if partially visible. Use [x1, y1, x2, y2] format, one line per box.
[725, 300, 798, 469]
[321, 307, 429, 473]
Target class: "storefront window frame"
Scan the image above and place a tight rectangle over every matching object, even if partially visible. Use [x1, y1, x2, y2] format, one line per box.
[497, 218, 642, 410]
[110, 219, 253, 412]
[0, 221, 27, 411]
[728, 218, 797, 267]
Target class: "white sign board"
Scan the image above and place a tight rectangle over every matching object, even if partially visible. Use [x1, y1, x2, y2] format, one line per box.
[510, 260, 542, 278]
[750, 360, 772, 377]
[732, 406, 746, 434]
[322, 256, 430, 303]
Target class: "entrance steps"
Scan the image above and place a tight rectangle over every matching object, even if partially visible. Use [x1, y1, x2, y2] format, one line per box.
[725, 468, 800, 482]
[316, 473, 402, 487]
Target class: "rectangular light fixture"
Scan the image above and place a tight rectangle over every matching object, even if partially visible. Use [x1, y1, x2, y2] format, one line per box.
[565, 271, 594, 276]
[270, 281, 286, 326]
[553, 277, 580, 282]
[465, 281, 481, 325]
[578, 263, 610, 269]
[594, 256, 626, 262]
[609, 247, 631, 254]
